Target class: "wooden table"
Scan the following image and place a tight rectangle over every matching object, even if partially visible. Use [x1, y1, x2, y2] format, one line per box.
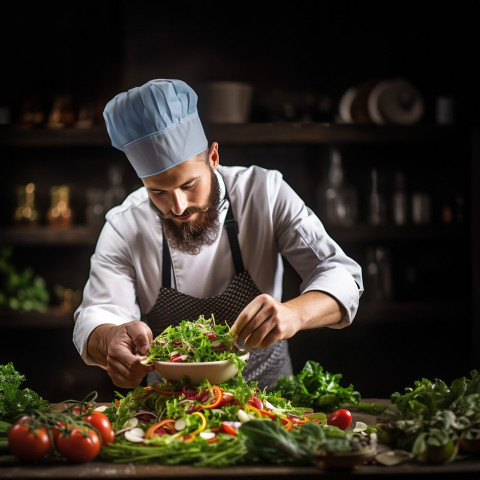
[1, 400, 479, 479]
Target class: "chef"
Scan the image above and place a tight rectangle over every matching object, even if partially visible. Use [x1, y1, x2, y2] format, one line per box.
[73, 79, 363, 391]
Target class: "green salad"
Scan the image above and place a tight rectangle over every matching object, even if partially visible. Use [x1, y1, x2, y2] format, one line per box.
[142, 315, 247, 366]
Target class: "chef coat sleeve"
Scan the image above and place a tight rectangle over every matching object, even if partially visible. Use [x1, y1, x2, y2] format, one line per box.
[270, 172, 363, 328]
[73, 221, 141, 365]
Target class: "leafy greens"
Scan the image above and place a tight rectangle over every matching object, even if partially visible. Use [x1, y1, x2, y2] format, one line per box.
[275, 360, 361, 412]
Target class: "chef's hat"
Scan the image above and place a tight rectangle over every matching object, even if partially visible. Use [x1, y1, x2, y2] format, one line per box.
[103, 79, 208, 178]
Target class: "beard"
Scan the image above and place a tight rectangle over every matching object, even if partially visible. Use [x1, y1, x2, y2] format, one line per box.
[149, 168, 221, 255]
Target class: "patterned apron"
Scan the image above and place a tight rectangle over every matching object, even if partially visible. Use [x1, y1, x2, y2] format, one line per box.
[145, 191, 293, 390]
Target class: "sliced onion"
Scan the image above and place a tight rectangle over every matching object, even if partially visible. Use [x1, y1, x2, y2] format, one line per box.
[122, 417, 139, 429]
[94, 405, 108, 412]
[124, 429, 145, 443]
[353, 421, 368, 433]
[211, 340, 221, 347]
[199, 431, 216, 440]
[174, 418, 186, 431]
[237, 409, 251, 423]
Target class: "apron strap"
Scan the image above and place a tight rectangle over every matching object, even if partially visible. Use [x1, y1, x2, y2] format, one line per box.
[224, 189, 245, 275]
[162, 189, 245, 289]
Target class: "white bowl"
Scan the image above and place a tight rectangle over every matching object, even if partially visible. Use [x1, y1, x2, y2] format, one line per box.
[152, 352, 250, 385]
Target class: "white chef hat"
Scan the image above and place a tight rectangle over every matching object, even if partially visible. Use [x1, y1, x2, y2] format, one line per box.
[103, 79, 208, 178]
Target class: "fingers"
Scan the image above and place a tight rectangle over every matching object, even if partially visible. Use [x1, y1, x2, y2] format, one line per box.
[232, 294, 284, 349]
[105, 321, 154, 388]
[126, 321, 153, 355]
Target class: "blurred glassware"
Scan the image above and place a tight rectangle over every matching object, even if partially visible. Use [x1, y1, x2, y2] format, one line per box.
[392, 171, 408, 226]
[48, 95, 76, 128]
[18, 98, 44, 127]
[103, 165, 127, 212]
[85, 188, 105, 227]
[366, 247, 392, 302]
[411, 193, 432, 225]
[47, 185, 73, 228]
[321, 149, 358, 226]
[14, 182, 39, 226]
[368, 169, 387, 226]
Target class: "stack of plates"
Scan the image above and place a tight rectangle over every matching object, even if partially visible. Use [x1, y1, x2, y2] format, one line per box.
[338, 78, 424, 125]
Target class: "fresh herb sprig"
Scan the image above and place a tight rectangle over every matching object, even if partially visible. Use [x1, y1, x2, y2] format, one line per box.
[274, 361, 361, 412]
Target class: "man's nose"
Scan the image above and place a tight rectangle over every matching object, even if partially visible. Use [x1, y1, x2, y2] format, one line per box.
[170, 190, 188, 215]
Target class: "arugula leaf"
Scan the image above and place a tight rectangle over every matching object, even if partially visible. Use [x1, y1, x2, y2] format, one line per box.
[274, 361, 361, 412]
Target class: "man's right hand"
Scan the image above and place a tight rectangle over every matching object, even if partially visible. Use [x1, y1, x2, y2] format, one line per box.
[87, 321, 155, 388]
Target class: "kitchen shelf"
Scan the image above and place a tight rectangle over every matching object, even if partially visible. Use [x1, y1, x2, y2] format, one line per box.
[0, 123, 465, 148]
[0, 226, 102, 246]
[0, 223, 464, 247]
[326, 224, 466, 243]
[0, 306, 74, 329]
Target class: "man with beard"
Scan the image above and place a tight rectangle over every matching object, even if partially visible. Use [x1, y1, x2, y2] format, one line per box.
[73, 79, 363, 390]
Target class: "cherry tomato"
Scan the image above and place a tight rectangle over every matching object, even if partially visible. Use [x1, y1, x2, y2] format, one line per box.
[56, 427, 101, 463]
[83, 411, 115, 446]
[327, 409, 352, 430]
[8, 422, 51, 462]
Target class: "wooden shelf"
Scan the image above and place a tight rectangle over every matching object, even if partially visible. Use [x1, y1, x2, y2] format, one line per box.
[0, 223, 464, 248]
[326, 224, 466, 243]
[0, 306, 75, 329]
[0, 123, 465, 148]
[0, 226, 101, 246]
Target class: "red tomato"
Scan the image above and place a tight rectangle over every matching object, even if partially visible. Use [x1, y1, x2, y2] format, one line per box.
[56, 427, 101, 463]
[49, 421, 67, 447]
[83, 411, 115, 446]
[8, 422, 51, 462]
[327, 409, 352, 430]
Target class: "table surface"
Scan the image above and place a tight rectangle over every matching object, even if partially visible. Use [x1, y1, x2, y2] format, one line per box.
[1, 399, 479, 479]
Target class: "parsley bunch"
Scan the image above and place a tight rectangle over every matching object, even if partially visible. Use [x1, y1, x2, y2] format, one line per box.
[0, 362, 50, 423]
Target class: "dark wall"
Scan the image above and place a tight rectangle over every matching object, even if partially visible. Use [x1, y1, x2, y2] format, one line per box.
[2, 1, 480, 125]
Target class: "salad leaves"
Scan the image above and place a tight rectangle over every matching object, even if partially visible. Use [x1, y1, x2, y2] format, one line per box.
[142, 315, 246, 369]
[100, 375, 346, 467]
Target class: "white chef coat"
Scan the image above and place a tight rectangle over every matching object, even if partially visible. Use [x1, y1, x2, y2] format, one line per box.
[73, 164, 363, 364]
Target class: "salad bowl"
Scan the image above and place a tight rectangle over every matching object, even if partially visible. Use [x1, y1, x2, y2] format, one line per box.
[151, 351, 250, 385]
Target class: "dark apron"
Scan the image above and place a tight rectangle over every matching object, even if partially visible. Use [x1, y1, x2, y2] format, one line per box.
[145, 191, 292, 390]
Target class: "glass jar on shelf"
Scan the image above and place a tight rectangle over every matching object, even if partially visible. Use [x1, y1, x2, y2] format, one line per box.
[14, 182, 39, 226]
[47, 185, 73, 228]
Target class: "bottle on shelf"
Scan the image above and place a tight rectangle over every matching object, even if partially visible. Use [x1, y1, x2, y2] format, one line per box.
[47, 185, 73, 228]
[392, 171, 408, 226]
[321, 148, 358, 226]
[103, 165, 127, 212]
[368, 168, 387, 226]
[14, 182, 39, 226]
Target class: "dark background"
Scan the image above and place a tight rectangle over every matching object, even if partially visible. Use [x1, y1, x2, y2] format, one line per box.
[1, 1, 479, 402]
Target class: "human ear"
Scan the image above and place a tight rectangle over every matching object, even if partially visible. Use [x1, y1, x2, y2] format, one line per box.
[208, 142, 220, 170]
